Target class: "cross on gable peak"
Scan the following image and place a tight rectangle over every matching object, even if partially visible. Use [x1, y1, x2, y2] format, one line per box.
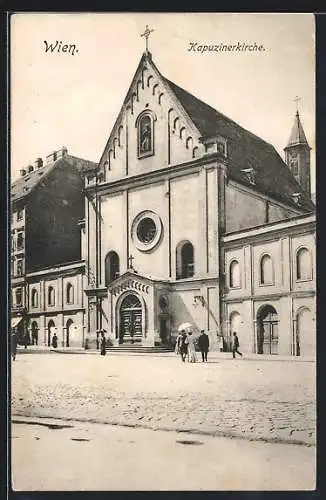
[141, 25, 154, 53]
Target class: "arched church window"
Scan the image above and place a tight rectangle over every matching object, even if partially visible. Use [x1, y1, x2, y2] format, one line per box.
[260, 254, 274, 285]
[48, 286, 55, 306]
[136, 111, 155, 159]
[296, 247, 312, 281]
[176, 241, 195, 279]
[66, 283, 74, 304]
[229, 260, 241, 288]
[31, 288, 38, 308]
[105, 251, 120, 286]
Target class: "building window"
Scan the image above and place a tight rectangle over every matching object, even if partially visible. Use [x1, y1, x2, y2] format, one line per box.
[15, 288, 22, 307]
[16, 259, 23, 276]
[105, 251, 120, 286]
[11, 258, 14, 275]
[17, 232, 24, 250]
[48, 286, 55, 306]
[136, 111, 155, 158]
[229, 260, 241, 288]
[260, 254, 274, 285]
[176, 241, 194, 279]
[296, 247, 312, 281]
[31, 288, 38, 308]
[290, 160, 299, 176]
[11, 236, 15, 252]
[66, 283, 74, 304]
[17, 210, 23, 221]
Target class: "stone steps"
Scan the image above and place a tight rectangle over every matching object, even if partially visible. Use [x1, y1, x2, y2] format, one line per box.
[105, 345, 174, 354]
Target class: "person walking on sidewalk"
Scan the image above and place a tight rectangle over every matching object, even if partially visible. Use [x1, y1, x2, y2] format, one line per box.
[179, 330, 188, 362]
[198, 329, 209, 362]
[11, 331, 17, 361]
[232, 332, 243, 359]
[100, 331, 107, 356]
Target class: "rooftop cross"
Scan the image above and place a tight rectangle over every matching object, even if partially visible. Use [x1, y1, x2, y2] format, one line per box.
[141, 25, 154, 52]
[294, 96, 302, 114]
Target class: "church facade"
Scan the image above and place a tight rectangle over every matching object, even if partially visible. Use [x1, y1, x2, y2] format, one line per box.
[83, 50, 315, 356]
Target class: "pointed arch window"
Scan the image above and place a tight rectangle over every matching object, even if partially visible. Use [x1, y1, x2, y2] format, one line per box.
[135, 110, 156, 159]
[48, 286, 55, 306]
[31, 288, 38, 308]
[105, 251, 120, 286]
[296, 247, 312, 281]
[229, 260, 241, 288]
[260, 254, 274, 285]
[66, 283, 74, 304]
[176, 241, 194, 279]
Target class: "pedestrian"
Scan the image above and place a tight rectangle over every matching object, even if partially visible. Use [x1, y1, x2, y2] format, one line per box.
[175, 332, 182, 355]
[186, 331, 197, 363]
[198, 329, 209, 362]
[11, 331, 17, 361]
[52, 332, 58, 349]
[179, 330, 188, 362]
[100, 331, 106, 356]
[219, 336, 224, 352]
[232, 332, 243, 358]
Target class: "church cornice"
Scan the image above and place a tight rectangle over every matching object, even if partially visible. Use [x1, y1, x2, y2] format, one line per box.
[85, 153, 224, 196]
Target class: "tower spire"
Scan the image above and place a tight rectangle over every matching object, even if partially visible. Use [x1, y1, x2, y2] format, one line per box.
[284, 103, 311, 196]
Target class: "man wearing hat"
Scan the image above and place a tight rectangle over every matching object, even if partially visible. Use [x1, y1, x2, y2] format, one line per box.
[198, 329, 209, 362]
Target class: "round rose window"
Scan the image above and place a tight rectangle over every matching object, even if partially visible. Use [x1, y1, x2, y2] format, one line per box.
[136, 217, 157, 244]
[131, 211, 163, 252]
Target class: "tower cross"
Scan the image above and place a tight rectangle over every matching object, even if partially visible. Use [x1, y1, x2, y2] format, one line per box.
[141, 25, 154, 52]
[294, 96, 302, 113]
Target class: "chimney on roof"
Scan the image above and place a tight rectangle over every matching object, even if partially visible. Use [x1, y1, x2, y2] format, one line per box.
[34, 157, 43, 169]
[20, 168, 27, 177]
[28, 165, 34, 173]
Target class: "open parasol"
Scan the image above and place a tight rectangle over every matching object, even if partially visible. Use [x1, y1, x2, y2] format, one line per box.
[177, 322, 193, 332]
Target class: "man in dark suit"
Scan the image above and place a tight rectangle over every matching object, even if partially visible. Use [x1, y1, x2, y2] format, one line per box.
[198, 330, 209, 362]
[232, 332, 243, 358]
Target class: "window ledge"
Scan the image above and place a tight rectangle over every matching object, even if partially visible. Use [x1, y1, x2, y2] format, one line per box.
[295, 278, 313, 283]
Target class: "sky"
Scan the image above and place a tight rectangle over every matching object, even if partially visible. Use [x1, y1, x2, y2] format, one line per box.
[10, 13, 315, 191]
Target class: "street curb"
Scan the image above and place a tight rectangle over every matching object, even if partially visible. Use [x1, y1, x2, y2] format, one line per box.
[11, 413, 316, 448]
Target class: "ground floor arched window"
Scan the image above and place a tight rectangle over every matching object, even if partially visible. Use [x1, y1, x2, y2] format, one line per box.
[256, 304, 278, 354]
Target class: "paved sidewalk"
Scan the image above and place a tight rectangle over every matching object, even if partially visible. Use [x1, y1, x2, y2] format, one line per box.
[18, 345, 316, 362]
[12, 416, 316, 491]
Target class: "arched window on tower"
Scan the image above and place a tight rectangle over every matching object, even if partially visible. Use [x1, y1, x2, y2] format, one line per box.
[136, 111, 155, 158]
[229, 260, 240, 288]
[260, 254, 274, 285]
[105, 251, 120, 286]
[66, 283, 74, 304]
[176, 241, 194, 279]
[296, 247, 312, 281]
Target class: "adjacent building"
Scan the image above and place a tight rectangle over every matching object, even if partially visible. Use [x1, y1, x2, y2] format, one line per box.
[11, 147, 96, 347]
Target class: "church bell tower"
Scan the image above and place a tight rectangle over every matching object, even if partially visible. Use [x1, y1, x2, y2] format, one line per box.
[284, 109, 311, 196]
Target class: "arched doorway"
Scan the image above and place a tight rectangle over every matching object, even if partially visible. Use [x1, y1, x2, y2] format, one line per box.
[119, 294, 142, 344]
[229, 311, 242, 352]
[31, 321, 39, 345]
[66, 319, 74, 347]
[48, 320, 55, 347]
[256, 305, 279, 354]
[297, 308, 314, 357]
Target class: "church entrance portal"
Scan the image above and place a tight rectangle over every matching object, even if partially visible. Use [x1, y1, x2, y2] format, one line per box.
[119, 294, 142, 344]
[256, 305, 279, 354]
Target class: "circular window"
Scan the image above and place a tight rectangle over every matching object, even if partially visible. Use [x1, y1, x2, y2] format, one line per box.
[131, 211, 163, 252]
[136, 217, 157, 244]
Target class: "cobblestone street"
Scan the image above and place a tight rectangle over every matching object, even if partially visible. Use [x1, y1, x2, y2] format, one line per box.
[11, 352, 316, 446]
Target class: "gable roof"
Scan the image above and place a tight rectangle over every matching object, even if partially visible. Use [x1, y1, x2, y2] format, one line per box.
[163, 78, 314, 211]
[11, 153, 97, 204]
